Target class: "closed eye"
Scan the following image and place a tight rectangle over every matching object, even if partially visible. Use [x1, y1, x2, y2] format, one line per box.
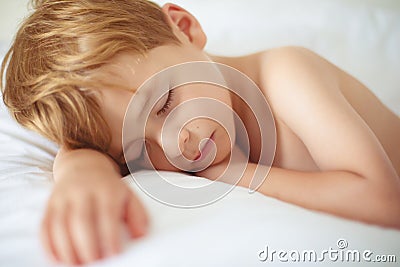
[157, 89, 175, 116]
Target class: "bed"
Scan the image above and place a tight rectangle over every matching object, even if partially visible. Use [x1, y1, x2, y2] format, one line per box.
[1, 0, 399, 266]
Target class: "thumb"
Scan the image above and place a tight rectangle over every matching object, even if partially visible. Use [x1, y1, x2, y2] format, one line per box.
[123, 191, 149, 238]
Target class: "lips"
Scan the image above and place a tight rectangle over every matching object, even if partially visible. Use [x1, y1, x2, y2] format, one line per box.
[194, 132, 215, 161]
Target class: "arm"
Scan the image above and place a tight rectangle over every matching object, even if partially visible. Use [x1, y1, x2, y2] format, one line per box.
[198, 47, 400, 228]
[53, 146, 121, 182]
[199, 147, 400, 229]
[41, 147, 148, 265]
[243, 163, 400, 228]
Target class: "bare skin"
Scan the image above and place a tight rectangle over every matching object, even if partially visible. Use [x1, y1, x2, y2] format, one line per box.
[43, 2, 400, 266]
[198, 47, 400, 229]
[211, 49, 400, 176]
[42, 148, 149, 265]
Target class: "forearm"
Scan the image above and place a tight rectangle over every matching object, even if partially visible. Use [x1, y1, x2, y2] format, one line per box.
[53, 148, 121, 182]
[237, 164, 400, 228]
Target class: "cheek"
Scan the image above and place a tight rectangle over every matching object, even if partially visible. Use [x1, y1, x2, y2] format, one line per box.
[107, 122, 126, 162]
[177, 84, 232, 103]
[208, 86, 233, 108]
[146, 145, 180, 172]
[216, 124, 234, 151]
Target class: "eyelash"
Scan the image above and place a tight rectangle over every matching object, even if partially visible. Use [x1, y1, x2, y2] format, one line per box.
[157, 89, 175, 116]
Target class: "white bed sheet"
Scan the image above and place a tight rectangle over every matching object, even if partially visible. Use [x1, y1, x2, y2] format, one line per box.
[1, 0, 399, 266]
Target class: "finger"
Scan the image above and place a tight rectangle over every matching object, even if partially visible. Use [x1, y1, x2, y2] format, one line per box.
[40, 210, 59, 263]
[124, 191, 149, 238]
[96, 194, 122, 257]
[50, 201, 80, 265]
[69, 195, 101, 264]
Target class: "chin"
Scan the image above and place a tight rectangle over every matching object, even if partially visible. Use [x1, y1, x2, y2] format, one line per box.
[214, 147, 231, 165]
[214, 129, 234, 164]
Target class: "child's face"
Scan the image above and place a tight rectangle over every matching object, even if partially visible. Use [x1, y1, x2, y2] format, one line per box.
[99, 43, 235, 173]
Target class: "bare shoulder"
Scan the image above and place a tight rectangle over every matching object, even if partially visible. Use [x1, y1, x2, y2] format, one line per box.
[253, 46, 339, 117]
[260, 45, 332, 66]
[253, 46, 399, 180]
[260, 46, 338, 87]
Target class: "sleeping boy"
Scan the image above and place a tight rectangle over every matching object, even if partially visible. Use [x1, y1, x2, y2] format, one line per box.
[1, 0, 400, 265]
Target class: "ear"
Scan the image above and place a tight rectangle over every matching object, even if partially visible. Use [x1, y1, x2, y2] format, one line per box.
[161, 3, 207, 49]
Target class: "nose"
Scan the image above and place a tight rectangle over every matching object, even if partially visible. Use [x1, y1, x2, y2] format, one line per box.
[179, 127, 200, 160]
[148, 124, 200, 161]
[179, 127, 189, 148]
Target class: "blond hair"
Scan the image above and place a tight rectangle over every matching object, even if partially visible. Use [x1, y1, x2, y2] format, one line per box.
[1, 0, 179, 154]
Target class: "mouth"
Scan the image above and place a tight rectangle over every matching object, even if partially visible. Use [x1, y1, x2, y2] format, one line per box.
[194, 131, 215, 161]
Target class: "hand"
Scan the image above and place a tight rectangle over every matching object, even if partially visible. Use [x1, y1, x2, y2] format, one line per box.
[40, 170, 148, 265]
